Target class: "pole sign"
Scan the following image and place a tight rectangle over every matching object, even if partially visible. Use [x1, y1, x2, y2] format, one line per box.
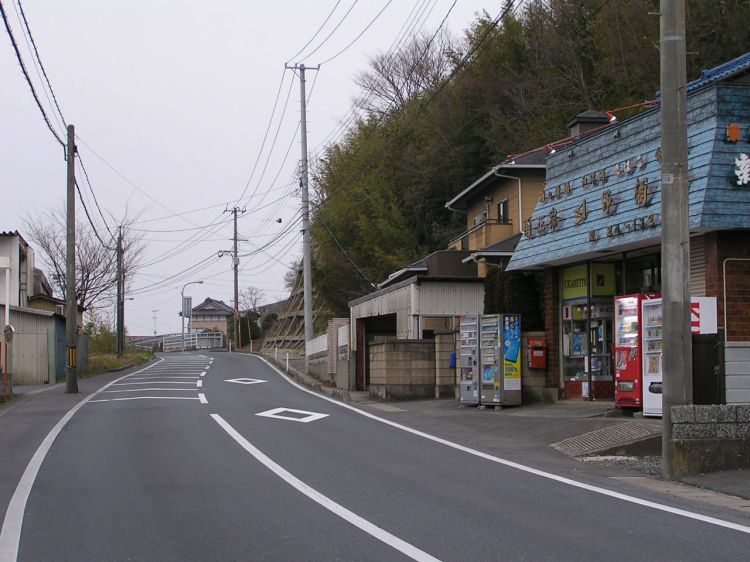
[690, 297, 718, 334]
[182, 296, 193, 319]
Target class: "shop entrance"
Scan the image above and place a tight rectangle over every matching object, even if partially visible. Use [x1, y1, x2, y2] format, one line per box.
[560, 263, 616, 400]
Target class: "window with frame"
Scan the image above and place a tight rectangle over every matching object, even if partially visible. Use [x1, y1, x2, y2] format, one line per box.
[497, 199, 510, 224]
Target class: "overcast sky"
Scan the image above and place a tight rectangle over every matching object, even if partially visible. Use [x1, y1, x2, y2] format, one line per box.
[1, 0, 496, 336]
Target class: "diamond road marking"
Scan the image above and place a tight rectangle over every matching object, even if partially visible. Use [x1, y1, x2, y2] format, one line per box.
[255, 407, 329, 423]
[225, 378, 267, 385]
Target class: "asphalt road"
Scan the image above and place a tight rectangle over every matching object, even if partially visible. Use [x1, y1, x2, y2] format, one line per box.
[2, 352, 750, 561]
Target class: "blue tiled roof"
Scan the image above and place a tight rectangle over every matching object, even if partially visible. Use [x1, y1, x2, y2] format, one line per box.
[686, 51, 750, 94]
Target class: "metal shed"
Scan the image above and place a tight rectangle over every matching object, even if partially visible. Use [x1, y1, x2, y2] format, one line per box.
[349, 276, 484, 391]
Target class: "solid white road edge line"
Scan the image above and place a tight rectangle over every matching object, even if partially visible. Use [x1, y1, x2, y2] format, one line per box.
[210, 414, 439, 562]
[104, 388, 196, 393]
[0, 357, 165, 561]
[254, 355, 750, 536]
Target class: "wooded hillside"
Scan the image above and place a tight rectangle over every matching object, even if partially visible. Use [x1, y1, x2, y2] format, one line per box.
[310, 0, 750, 318]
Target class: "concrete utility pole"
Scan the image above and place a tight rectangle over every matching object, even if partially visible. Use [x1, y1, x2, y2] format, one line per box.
[221, 207, 245, 350]
[116, 226, 124, 357]
[65, 124, 78, 393]
[660, 0, 692, 480]
[286, 62, 319, 369]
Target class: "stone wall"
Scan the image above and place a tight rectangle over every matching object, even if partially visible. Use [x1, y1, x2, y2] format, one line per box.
[369, 340, 435, 400]
[671, 404, 750, 476]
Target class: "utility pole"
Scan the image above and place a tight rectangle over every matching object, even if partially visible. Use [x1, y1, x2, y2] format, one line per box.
[65, 124, 78, 393]
[286, 62, 319, 370]
[116, 226, 124, 357]
[221, 206, 245, 350]
[660, 0, 692, 480]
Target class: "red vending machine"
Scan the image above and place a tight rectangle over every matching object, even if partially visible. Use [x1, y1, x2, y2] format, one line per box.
[614, 294, 658, 409]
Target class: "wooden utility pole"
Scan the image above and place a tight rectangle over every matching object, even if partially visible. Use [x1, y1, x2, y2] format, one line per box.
[65, 124, 78, 393]
[660, 0, 692, 479]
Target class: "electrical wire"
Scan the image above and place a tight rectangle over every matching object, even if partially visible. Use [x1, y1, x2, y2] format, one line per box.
[0, 0, 64, 147]
[296, 0, 359, 62]
[319, 0, 394, 66]
[285, 0, 342, 64]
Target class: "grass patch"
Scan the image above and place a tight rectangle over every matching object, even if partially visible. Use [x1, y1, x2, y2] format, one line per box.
[0, 393, 19, 405]
[78, 350, 154, 378]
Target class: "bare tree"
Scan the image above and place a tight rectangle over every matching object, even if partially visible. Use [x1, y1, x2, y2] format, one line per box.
[23, 206, 144, 312]
[355, 29, 455, 117]
[239, 285, 264, 314]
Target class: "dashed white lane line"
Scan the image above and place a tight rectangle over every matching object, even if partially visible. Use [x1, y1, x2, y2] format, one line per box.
[90, 397, 201, 403]
[200, 371, 206, 377]
[198, 393, 207, 404]
[205, 365, 211, 370]
[211, 414, 438, 562]
[256, 355, 750, 537]
[197, 380, 203, 388]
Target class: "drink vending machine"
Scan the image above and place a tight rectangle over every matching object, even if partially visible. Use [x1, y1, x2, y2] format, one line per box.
[459, 314, 522, 407]
[459, 315, 479, 404]
[641, 298, 663, 417]
[614, 293, 659, 409]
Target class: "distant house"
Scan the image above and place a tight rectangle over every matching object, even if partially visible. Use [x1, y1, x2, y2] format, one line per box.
[190, 298, 234, 339]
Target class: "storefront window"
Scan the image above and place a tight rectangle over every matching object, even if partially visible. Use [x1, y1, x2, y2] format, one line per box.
[560, 263, 616, 399]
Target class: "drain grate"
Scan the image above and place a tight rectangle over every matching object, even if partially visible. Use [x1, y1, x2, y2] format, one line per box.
[551, 422, 661, 457]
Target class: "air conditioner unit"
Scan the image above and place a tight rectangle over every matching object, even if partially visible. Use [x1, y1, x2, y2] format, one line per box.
[55, 304, 65, 316]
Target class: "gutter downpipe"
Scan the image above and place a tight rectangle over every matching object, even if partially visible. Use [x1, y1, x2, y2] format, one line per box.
[492, 169, 523, 228]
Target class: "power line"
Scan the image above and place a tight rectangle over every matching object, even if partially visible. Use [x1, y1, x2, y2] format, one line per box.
[297, 0, 359, 62]
[319, 0, 394, 66]
[14, 0, 66, 127]
[0, 0, 64, 147]
[285, 0, 342, 63]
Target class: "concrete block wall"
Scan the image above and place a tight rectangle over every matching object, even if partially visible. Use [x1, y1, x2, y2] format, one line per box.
[671, 404, 750, 476]
[434, 332, 455, 398]
[369, 340, 435, 400]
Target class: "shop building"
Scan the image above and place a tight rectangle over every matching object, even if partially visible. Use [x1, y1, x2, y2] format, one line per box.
[507, 52, 750, 404]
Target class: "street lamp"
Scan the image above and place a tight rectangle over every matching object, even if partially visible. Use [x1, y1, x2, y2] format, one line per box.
[181, 280, 203, 352]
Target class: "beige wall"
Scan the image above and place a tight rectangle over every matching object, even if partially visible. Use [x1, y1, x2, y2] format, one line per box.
[191, 319, 229, 337]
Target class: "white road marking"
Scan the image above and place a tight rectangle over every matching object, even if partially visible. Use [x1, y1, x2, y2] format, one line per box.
[90, 397, 201, 403]
[225, 377, 267, 385]
[112, 381, 198, 386]
[256, 407, 328, 423]
[0, 358, 165, 560]
[205, 365, 211, 370]
[256, 355, 750, 536]
[211, 414, 438, 562]
[200, 371, 206, 377]
[197, 380, 203, 388]
[199, 393, 207, 404]
[104, 388, 197, 393]
[123, 376, 199, 380]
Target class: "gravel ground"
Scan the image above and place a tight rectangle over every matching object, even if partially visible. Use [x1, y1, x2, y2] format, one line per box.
[579, 455, 662, 476]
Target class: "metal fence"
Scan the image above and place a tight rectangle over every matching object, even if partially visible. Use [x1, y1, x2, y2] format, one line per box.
[162, 332, 225, 352]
